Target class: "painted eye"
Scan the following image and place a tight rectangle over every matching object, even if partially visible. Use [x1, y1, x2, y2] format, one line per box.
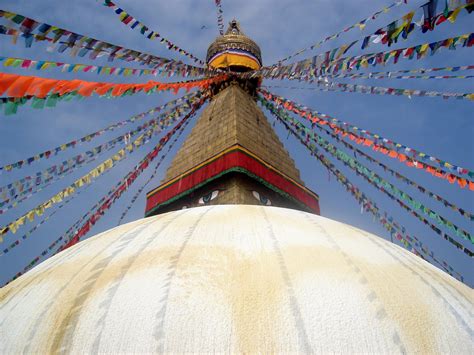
[252, 191, 271, 206]
[198, 190, 219, 205]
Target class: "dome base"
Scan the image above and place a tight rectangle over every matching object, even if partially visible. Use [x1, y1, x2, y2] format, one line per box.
[1, 205, 472, 353]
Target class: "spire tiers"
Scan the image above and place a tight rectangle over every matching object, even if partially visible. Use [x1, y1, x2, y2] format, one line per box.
[145, 83, 319, 216]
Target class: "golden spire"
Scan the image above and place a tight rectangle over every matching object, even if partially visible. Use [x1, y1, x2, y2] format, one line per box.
[206, 19, 262, 71]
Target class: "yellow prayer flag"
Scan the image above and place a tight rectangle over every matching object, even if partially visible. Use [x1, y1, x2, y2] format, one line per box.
[419, 44, 429, 55]
[104, 159, 113, 169]
[4, 58, 16, 66]
[448, 7, 462, 23]
[52, 194, 63, 203]
[119, 11, 128, 21]
[76, 179, 84, 188]
[26, 210, 35, 222]
[9, 222, 19, 234]
[17, 215, 26, 227]
[36, 206, 45, 217]
[403, 11, 415, 24]
[91, 168, 99, 178]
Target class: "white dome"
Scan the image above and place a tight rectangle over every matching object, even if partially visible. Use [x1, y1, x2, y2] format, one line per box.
[1, 205, 472, 353]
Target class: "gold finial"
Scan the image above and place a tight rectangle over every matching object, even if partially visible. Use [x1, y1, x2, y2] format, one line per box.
[206, 20, 262, 71]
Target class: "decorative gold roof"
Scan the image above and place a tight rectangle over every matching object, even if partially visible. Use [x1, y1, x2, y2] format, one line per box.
[206, 20, 262, 71]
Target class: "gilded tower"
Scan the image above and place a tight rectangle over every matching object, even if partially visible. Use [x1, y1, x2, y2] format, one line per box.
[145, 20, 319, 216]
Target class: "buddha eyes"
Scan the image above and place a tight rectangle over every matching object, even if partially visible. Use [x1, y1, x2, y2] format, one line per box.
[252, 191, 271, 206]
[198, 190, 220, 205]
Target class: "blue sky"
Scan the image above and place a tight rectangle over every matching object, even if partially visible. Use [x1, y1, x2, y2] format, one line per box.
[0, 0, 472, 287]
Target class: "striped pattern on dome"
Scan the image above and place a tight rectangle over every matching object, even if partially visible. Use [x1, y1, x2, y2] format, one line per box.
[1, 205, 472, 353]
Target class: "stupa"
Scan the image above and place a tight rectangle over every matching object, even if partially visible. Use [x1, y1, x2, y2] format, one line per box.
[0, 21, 472, 354]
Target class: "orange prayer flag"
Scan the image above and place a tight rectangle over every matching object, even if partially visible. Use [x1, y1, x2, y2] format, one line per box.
[7, 76, 36, 97]
[468, 181, 474, 191]
[363, 138, 373, 147]
[111, 83, 124, 97]
[53, 80, 83, 95]
[94, 83, 115, 96]
[388, 150, 398, 158]
[0, 73, 21, 95]
[31, 78, 60, 98]
[25, 77, 51, 97]
[111, 83, 134, 97]
[398, 154, 407, 162]
[447, 174, 456, 184]
[144, 82, 158, 93]
[457, 178, 467, 189]
[78, 82, 105, 97]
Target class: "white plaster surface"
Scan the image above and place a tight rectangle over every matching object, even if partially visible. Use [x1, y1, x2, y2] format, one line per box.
[0, 205, 472, 354]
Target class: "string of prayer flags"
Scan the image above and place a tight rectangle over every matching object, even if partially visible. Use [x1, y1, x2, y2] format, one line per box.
[117, 109, 192, 225]
[262, 33, 474, 80]
[0, 10, 209, 77]
[333, 64, 474, 75]
[102, 1, 205, 65]
[262, 99, 465, 281]
[0, 85, 198, 115]
[0, 164, 115, 257]
[0, 150, 109, 215]
[265, 99, 473, 221]
[261, 98, 473, 248]
[270, 1, 472, 68]
[214, 0, 225, 35]
[326, 72, 474, 80]
[0, 92, 85, 115]
[6, 98, 206, 284]
[56, 98, 205, 252]
[1, 97, 202, 258]
[274, 0, 411, 64]
[0, 98, 198, 212]
[319, 32, 474, 76]
[259, 89, 474, 188]
[360, 2, 473, 49]
[0, 56, 178, 78]
[261, 98, 474, 257]
[0, 92, 198, 173]
[264, 82, 474, 101]
[0, 71, 226, 100]
[0, 104, 195, 239]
